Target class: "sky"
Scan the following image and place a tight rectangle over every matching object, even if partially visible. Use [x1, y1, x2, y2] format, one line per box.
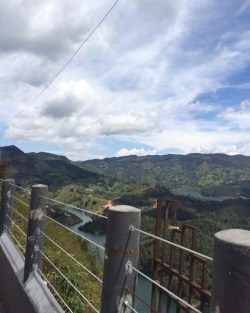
[0, 0, 250, 161]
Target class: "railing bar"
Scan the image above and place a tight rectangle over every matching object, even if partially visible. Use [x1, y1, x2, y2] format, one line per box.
[45, 215, 105, 251]
[11, 205, 29, 222]
[124, 300, 139, 313]
[6, 215, 27, 237]
[126, 288, 158, 313]
[9, 183, 31, 193]
[39, 250, 99, 313]
[130, 226, 213, 262]
[5, 226, 25, 254]
[41, 196, 107, 219]
[41, 230, 102, 283]
[37, 268, 75, 313]
[130, 265, 202, 313]
[11, 195, 30, 208]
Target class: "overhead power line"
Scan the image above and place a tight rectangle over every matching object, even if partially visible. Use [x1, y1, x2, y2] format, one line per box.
[1, 0, 120, 125]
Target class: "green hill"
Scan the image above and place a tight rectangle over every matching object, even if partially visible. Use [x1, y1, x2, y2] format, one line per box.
[1, 145, 104, 190]
[79, 153, 250, 198]
[1, 145, 250, 198]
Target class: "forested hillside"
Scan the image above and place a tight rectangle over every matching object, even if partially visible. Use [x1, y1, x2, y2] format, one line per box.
[1, 145, 249, 271]
[79, 153, 250, 198]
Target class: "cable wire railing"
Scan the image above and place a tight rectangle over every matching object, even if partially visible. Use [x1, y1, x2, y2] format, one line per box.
[10, 183, 31, 194]
[39, 249, 100, 313]
[0, 179, 215, 313]
[10, 194, 30, 209]
[37, 268, 75, 313]
[1, 182, 104, 313]
[40, 229, 103, 284]
[130, 226, 213, 262]
[45, 214, 105, 251]
[10, 204, 29, 222]
[42, 196, 108, 219]
[129, 265, 202, 313]
[5, 224, 26, 254]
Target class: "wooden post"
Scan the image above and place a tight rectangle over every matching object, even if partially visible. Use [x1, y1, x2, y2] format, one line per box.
[100, 205, 141, 313]
[0, 179, 15, 236]
[23, 184, 48, 283]
[211, 229, 250, 313]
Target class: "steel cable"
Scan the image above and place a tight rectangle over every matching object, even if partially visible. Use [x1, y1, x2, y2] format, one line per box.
[39, 249, 99, 313]
[10, 195, 30, 208]
[9, 183, 31, 194]
[42, 196, 107, 219]
[37, 268, 75, 313]
[45, 214, 105, 250]
[129, 264, 202, 313]
[10, 205, 29, 222]
[40, 230, 102, 283]
[5, 225, 25, 254]
[130, 226, 213, 262]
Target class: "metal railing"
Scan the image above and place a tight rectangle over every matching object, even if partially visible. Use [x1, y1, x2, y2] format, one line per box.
[0, 180, 104, 312]
[0, 179, 215, 313]
[2, 179, 247, 313]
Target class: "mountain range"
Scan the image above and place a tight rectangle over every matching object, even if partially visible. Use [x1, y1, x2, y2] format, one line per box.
[1, 145, 250, 198]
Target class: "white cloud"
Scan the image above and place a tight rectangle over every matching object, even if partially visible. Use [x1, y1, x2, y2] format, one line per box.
[219, 99, 250, 129]
[115, 148, 157, 157]
[1, 0, 250, 159]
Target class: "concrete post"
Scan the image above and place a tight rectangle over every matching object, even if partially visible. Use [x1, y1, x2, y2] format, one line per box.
[23, 184, 48, 283]
[100, 205, 141, 313]
[211, 229, 250, 313]
[0, 179, 15, 236]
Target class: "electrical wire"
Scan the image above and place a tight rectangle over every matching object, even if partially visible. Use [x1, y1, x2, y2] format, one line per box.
[1, 0, 120, 125]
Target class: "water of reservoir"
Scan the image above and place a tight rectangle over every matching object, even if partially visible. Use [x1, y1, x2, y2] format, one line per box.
[174, 189, 233, 202]
[62, 207, 209, 313]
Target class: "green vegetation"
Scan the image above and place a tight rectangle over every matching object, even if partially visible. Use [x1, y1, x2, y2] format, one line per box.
[138, 195, 250, 272]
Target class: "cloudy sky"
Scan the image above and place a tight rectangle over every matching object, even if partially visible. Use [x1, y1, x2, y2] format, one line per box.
[0, 0, 250, 160]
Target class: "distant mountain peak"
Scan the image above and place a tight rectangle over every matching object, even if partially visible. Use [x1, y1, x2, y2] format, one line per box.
[1, 145, 25, 159]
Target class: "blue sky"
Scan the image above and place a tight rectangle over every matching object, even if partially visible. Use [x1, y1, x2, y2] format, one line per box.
[0, 0, 250, 160]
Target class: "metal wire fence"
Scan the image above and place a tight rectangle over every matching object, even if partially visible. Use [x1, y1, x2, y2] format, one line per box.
[0, 179, 214, 313]
[1, 181, 103, 313]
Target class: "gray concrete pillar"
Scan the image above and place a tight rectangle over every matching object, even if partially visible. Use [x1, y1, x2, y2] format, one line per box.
[0, 179, 15, 235]
[211, 229, 250, 313]
[23, 184, 48, 283]
[100, 205, 141, 313]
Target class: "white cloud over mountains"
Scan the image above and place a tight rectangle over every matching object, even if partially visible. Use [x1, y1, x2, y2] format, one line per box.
[1, 0, 250, 160]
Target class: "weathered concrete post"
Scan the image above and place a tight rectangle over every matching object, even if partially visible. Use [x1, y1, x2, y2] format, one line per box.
[100, 205, 141, 313]
[0, 179, 15, 235]
[23, 184, 48, 283]
[211, 229, 250, 313]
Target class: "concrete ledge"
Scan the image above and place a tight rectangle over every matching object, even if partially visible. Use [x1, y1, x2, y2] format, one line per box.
[0, 232, 64, 313]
